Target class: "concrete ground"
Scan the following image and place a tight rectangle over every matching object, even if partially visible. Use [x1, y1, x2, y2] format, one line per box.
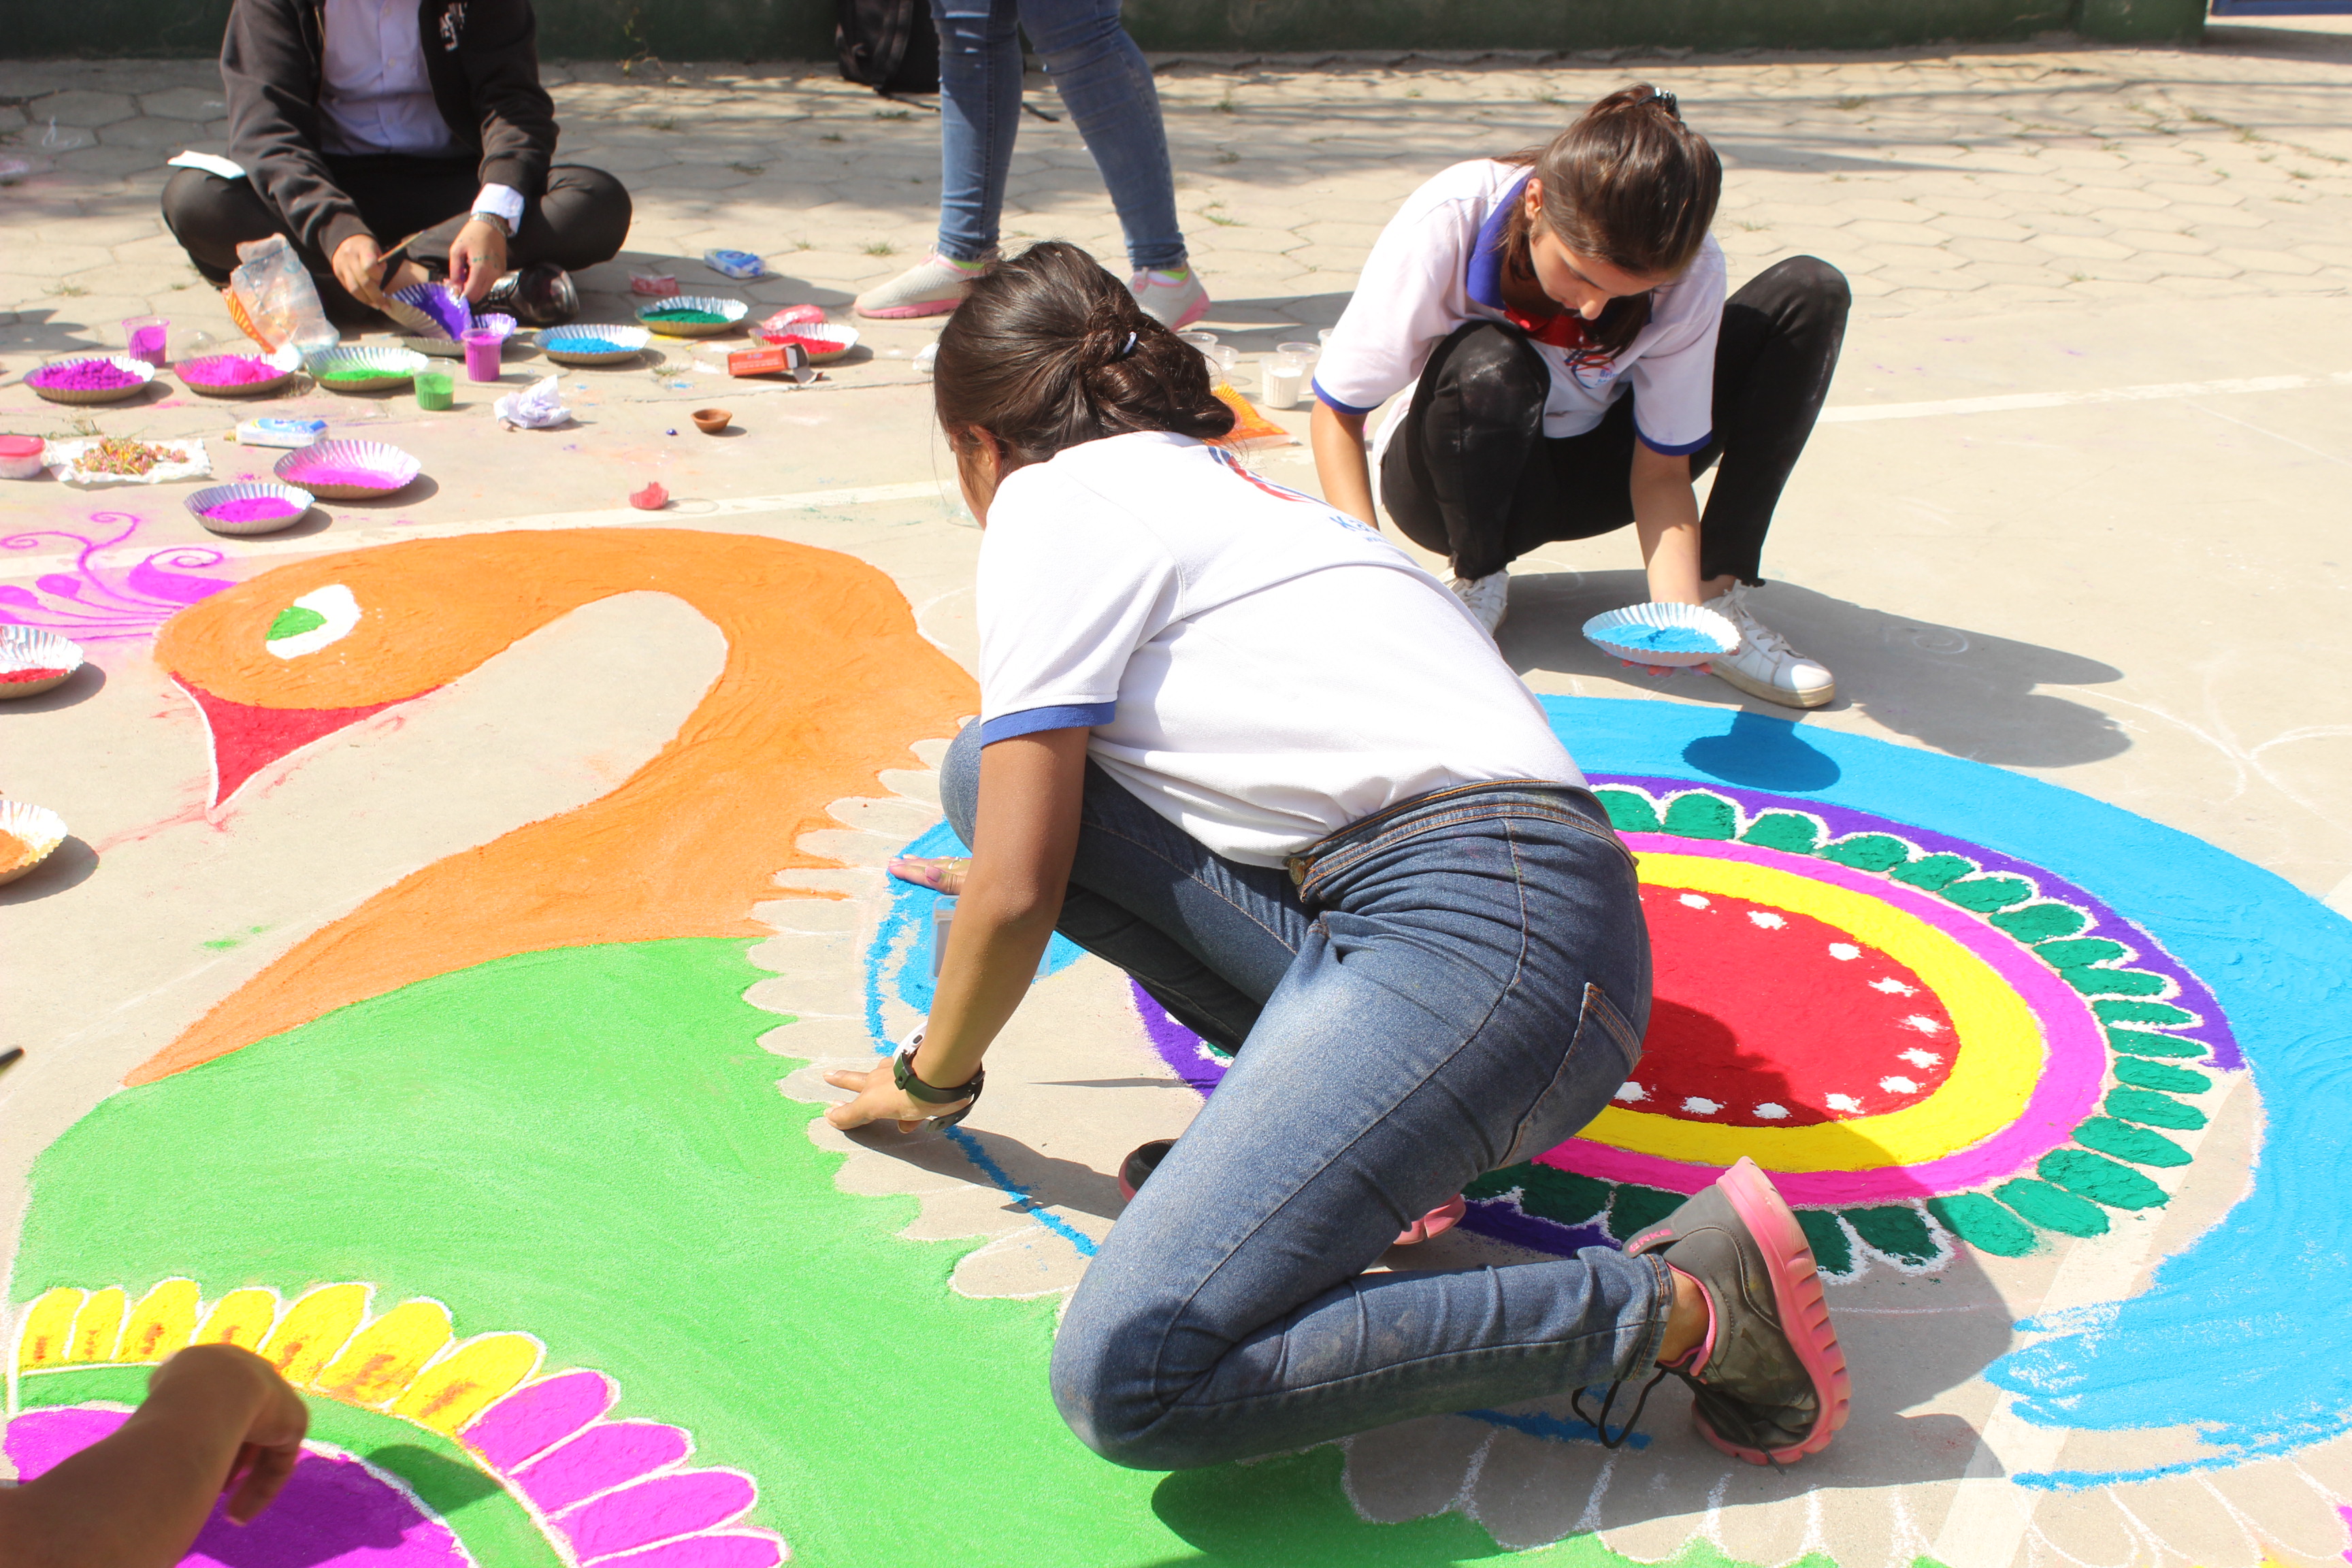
[2, 16, 2351, 1568]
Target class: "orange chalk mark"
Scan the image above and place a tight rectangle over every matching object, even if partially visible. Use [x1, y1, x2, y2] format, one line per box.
[262, 1284, 367, 1384]
[67, 1288, 127, 1364]
[395, 1333, 542, 1435]
[197, 1288, 280, 1350]
[116, 1279, 200, 1363]
[17, 1289, 83, 1371]
[137, 529, 973, 1083]
[316, 1298, 453, 1407]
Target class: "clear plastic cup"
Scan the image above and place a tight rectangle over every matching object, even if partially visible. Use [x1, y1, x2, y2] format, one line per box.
[1262, 352, 1307, 409]
[462, 328, 501, 382]
[1277, 340, 1319, 363]
[122, 316, 169, 368]
[414, 370, 454, 411]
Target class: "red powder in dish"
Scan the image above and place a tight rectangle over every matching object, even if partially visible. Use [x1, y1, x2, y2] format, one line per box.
[29, 361, 142, 391]
[182, 355, 281, 387]
[204, 496, 304, 524]
[0, 667, 67, 685]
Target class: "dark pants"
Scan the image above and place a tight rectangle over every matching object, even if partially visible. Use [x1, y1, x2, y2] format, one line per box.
[160, 157, 632, 309]
[1381, 255, 1850, 585]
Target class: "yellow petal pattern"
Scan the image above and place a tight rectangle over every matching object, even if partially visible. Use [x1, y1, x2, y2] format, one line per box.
[393, 1334, 542, 1436]
[317, 1298, 453, 1406]
[16, 1289, 84, 1371]
[261, 1284, 367, 1383]
[116, 1279, 201, 1364]
[197, 1288, 280, 1350]
[67, 1288, 127, 1363]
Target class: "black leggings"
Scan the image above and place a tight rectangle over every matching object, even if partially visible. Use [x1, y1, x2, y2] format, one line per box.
[1380, 255, 1850, 585]
[161, 156, 632, 308]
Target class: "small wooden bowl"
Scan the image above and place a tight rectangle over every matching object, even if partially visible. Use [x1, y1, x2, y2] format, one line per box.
[691, 408, 732, 435]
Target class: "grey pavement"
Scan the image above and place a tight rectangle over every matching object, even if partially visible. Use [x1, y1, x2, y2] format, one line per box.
[3, 19, 2351, 905]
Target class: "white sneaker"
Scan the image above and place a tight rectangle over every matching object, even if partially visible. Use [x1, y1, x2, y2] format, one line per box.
[1449, 570, 1509, 634]
[1705, 583, 1835, 708]
[1130, 265, 1210, 329]
[853, 250, 994, 320]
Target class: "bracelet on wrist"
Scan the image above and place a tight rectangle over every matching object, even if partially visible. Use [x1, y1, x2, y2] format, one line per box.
[894, 1036, 983, 1127]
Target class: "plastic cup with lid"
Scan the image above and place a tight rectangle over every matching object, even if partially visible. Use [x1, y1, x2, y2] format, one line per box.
[0, 435, 47, 480]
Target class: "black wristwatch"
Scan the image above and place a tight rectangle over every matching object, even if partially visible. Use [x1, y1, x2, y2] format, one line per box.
[894, 1034, 984, 1127]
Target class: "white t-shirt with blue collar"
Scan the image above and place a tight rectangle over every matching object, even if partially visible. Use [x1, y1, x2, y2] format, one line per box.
[1314, 158, 1725, 456]
[975, 431, 1582, 868]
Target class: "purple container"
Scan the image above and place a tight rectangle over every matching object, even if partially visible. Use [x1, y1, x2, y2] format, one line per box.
[462, 328, 501, 382]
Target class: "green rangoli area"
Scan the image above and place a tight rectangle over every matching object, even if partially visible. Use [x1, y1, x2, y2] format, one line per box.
[7, 937, 1670, 1567]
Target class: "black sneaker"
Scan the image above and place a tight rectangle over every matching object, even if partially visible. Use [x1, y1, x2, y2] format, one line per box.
[1575, 1157, 1851, 1465]
[481, 263, 578, 327]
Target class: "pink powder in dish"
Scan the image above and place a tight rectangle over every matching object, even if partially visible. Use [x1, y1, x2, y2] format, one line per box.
[29, 361, 142, 391]
[182, 355, 281, 387]
[203, 496, 304, 524]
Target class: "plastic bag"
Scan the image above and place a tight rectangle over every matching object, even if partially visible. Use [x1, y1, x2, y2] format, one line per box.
[227, 235, 340, 358]
[495, 374, 572, 429]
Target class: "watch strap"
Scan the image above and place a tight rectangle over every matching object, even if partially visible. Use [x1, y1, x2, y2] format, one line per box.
[894, 1044, 982, 1105]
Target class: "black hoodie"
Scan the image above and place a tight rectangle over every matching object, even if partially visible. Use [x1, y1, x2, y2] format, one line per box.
[221, 0, 559, 261]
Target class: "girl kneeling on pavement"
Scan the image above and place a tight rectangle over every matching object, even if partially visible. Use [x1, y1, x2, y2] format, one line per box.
[826, 240, 1851, 1469]
[1311, 84, 1850, 708]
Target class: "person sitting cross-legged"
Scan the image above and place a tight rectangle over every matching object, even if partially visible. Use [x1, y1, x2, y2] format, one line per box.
[161, 0, 630, 326]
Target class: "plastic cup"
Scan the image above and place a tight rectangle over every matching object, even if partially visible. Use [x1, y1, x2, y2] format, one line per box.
[1277, 340, 1320, 364]
[123, 316, 169, 368]
[1262, 353, 1307, 409]
[0, 435, 47, 480]
[414, 370, 454, 411]
[462, 328, 501, 382]
[1317, 328, 1332, 346]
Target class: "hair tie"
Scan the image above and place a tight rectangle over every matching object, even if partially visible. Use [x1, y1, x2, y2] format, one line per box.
[1116, 330, 1139, 360]
[1648, 88, 1678, 116]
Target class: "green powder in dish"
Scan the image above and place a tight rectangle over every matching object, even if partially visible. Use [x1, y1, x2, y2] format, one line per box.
[643, 308, 728, 324]
[317, 365, 402, 382]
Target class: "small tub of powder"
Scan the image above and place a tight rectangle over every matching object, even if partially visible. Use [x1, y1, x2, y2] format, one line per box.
[0, 436, 46, 480]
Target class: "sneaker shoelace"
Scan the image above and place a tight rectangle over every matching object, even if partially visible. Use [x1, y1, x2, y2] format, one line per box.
[1717, 587, 1796, 660]
[1572, 1362, 1802, 1464]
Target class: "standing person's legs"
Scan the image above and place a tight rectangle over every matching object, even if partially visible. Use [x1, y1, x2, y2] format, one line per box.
[1380, 321, 1637, 581]
[1686, 255, 1850, 586]
[1054, 789, 1667, 1467]
[1014, 0, 1186, 274]
[930, 0, 1026, 265]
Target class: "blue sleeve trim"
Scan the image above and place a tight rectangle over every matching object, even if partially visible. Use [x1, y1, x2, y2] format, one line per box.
[979, 703, 1115, 745]
[1636, 427, 1714, 457]
[1464, 174, 1528, 311]
[1311, 378, 1377, 418]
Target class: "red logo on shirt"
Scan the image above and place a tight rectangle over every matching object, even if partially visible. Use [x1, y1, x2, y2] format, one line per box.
[1207, 445, 1316, 504]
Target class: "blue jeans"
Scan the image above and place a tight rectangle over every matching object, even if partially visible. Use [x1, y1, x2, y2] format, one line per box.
[941, 728, 1670, 1468]
[930, 0, 1187, 272]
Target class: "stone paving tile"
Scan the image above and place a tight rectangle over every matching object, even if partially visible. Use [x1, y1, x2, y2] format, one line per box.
[3, 33, 2349, 368]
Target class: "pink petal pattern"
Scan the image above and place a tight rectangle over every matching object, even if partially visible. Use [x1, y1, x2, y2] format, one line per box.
[557, 1470, 756, 1560]
[514, 1419, 692, 1514]
[465, 1368, 615, 1471]
[587, 1535, 786, 1568]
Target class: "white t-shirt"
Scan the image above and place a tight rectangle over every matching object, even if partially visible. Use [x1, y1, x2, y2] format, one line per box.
[318, 0, 526, 228]
[1315, 158, 1726, 456]
[975, 431, 1583, 868]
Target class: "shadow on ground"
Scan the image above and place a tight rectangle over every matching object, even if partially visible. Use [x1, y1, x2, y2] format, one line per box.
[1504, 567, 2129, 768]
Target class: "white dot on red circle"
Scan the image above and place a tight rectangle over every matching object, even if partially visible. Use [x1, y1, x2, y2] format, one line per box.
[1753, 1102, 1789, 1120]
[1825, 1092, 1863, 1112]
[1748, 910, 1786, 930]
[1869, 976, 1918, 996]
[1901, 1048, 1942, 1068]
[1879, 1075, 1921, 1094]
[1679, 893, 1710, 909]
[1682, 1096, 1722, 1115]
[1828, 943, 1861, 960]
[1614, 1082, 1647, 1103]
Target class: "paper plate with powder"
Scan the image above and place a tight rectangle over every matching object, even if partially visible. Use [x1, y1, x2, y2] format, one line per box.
[385, 280, 472, 344]
[273, 438, 421, 500]
[25, 356, 157, 406]
[540, 324, 653, 367]
[0, 800, 67, 886]
[402, 312, 516, 359]
[303, 345, 429, 393]
[636, 295, 748, 338]
[1582, 602, 1740, 667]
[0, 626, 84, 701]
[178, 346, 301, 398]
[755, 320, 860, 363]
[184, 480, 317, 537]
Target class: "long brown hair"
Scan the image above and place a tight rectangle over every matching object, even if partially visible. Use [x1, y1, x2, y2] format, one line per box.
[1497, 84, 1722, 362]
[933, 240, 1235, 497]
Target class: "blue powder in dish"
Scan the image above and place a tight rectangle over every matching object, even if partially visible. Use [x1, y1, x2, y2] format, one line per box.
[1614, 623, 1722, 653]
[554, 337, 625, 355]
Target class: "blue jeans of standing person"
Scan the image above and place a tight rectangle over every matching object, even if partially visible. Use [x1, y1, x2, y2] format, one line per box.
[930, 0, 1187, 272]
[941, 726, 1669, 1468]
